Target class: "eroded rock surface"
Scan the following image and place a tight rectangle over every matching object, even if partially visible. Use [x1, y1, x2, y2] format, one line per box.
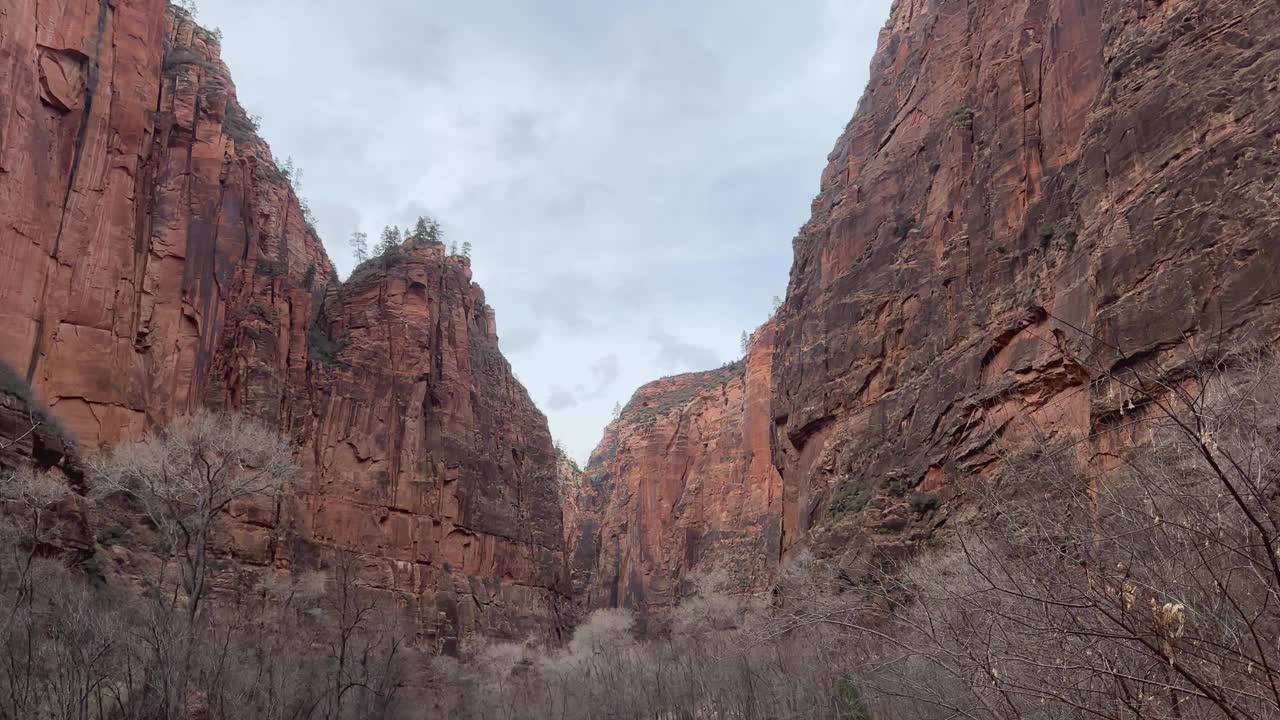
[291, 248, 569, 647]
[567, 0, 1280, 600]
[771, 0, 1280, 562]
[569, 323, 781, 613]
[0, 0, 567, 644]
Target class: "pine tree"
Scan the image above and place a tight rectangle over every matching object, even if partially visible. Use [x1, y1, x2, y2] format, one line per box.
[461, 241, 472, 258]
[349, 231, 369, 263]
[280, 156, 299, 189]
[376, 226, 401, 256]
[612, 402, 622, 419]
[449, 241, 458, 256]
[740, 331, 749, 354]
[411, 215, 442, 246]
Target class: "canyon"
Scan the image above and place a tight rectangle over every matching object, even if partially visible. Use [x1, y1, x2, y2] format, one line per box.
[569, 0, 1280, 613]
[2, 0, 1279, 652]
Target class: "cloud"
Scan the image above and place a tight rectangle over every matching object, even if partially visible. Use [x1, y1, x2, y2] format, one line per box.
[497, 111, 545, 159]
[199, 0, 892, 463]
[527, 274, 599, 334]
[547, 385, 578, 411]
[544, 354, 620, 411]
[650, 327, 720, 372]
[587, 354, 620, 395]
[498, 324, 541, 354]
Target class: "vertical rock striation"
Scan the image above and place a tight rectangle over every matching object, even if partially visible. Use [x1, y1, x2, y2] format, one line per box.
[0, 0, 334, 445]
[0, 0, 567, 643]
[294, 247, 569, 647]
[569, 323, 781, 613]
[567, 0, 1280, 602]
[773, 0, 1280, 562]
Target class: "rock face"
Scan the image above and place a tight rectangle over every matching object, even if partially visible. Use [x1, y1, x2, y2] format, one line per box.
[0, 0, 334, 445]
[568, 0, 1280, 602]
[292, 248, 569, 647]
[0, 0, 567, 644]
[569, 323, 781, 613]
[0, 363, 93, 560]
[772, 0, 1280, 561]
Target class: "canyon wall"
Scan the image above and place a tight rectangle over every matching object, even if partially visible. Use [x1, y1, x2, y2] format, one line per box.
[569, 0, 1280, 602]
[0, 0, 335, 445]
[0, 0, 567, 645]
[568, 323, 781, 613]
[7, 0, 1278, 637]
[771, 0, 1280, 564]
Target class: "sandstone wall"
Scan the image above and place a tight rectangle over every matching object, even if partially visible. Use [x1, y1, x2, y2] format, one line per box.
[772, 0, 1280, 562]
[0, 0, 334, 445]
[569, 322, 781, 613]
[0, 0, 568, 645]
[567, 0, 1280, 601]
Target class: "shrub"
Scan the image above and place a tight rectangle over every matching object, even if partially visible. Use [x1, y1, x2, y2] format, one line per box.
[301, 263, 317, 290]
[1038, 223, 1057, 248]
[909, 492, 940, 514]
[307, 323, 342, 367]
[162, 46, 210, 73]
[255, 256, 285, 277]
[879, 473, 908, 497]
[0, 360, 71, 451]
[949, 105, 974, 127]
[896, 216, 916, 239]
[223, 99, 260, 143]
[832, 676, 873, 720]
[0, 361, 33, 401]
[830, 480, 871, 515]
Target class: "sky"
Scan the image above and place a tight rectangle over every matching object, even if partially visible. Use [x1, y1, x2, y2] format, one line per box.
[198, 0, 891, 463]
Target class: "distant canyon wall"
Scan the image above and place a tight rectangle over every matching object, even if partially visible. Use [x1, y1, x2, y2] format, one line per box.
[567, 322, 781, 613]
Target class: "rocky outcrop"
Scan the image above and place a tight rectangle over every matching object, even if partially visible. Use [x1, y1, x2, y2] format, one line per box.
[569, 323, 781, 613]
[0, 363, 93, 559]
[289, 247, 569, 647]
[0, 0, 567, 645]
[771, 0, 1280, 562]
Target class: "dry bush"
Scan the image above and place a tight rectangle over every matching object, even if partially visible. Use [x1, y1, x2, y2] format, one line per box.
[761, 352, 1280, 720]
[8, 354, 1277, 720]
[1, 411, 418, 720]
[439, 587, 867, 720]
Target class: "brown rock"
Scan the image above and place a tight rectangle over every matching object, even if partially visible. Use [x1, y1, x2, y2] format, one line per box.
[567, 0, 1280, 599]
[568, 322, 781, 614]
[770, 0, 1280, 562]
[0, 0, 567, 644]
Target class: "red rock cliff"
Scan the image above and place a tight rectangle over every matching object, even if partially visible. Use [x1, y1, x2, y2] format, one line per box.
[291, 247, 569, 647]
[0, 0, 567, 644]
[0, 0, 334, 444]
[566, 0, 1280, 599]
[771, 0, 1280, 560]
[569, 322, 781, 613]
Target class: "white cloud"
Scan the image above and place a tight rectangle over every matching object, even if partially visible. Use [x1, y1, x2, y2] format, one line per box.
[200, 0, 891, 462]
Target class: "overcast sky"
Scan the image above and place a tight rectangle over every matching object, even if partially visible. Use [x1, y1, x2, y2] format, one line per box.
[199, 0, 890, 463]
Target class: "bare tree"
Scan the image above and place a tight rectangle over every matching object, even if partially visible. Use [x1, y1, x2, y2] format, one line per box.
[311, 551, 408, 720]
[92, 410, 298, 720]
[756, 349, 1280, 720]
